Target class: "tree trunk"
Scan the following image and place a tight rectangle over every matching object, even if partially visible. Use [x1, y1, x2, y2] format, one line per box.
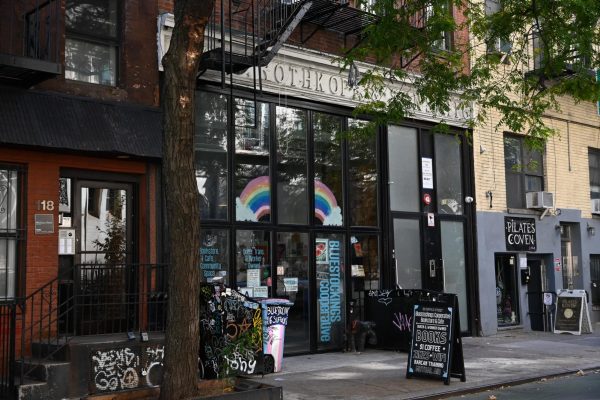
[160, 1, 214, 398]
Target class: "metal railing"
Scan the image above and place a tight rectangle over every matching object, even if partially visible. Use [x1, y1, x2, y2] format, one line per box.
[16, 263, 168, 385]
[0, 0, 61, 63]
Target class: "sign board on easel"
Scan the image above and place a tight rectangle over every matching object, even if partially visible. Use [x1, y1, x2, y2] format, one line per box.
[406, 292, 466, 385]
[554, 289, 593, 335]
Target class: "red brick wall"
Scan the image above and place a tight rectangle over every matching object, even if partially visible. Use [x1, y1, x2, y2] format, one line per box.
[36, 0, 160, 107]
[0, 148, 156, 297]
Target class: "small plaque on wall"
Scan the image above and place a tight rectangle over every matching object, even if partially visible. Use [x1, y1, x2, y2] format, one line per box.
[34, 214, 54, 234]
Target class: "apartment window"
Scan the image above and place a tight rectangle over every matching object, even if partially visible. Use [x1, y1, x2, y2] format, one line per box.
[589, 149, 600, 200]
[65, 0, 119, 86]
[1, 167, 21, 300]
[504, 135, 544, 209]
[485, 0, 511, 55]
[425, 2, 452, 51]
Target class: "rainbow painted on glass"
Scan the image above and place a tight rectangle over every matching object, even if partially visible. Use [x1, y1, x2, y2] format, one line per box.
[314, 180, 338, 223]
[239, 175, 270, 220]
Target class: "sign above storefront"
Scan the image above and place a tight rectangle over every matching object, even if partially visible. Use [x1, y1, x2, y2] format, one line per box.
[201, 46, 472, 127]
[504, 217, 536, 252]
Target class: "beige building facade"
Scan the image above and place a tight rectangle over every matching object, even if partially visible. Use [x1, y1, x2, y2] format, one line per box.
[473, 87, 600, 335]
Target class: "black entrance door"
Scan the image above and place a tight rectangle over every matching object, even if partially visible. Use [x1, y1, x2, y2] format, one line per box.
[527, 259, 544, 331]
[74, 180, 135, 334]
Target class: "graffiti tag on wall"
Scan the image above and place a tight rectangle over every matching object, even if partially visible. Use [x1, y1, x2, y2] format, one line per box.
[91, 344, 165, 392]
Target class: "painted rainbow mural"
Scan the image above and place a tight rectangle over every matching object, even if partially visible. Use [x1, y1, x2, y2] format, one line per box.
[238, 175, 270, 220]
[315, 180, 339, 224]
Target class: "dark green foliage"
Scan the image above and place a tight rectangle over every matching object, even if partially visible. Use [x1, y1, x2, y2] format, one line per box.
[342, 0, 600, 143]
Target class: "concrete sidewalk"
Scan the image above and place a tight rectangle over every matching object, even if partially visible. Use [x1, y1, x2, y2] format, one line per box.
[250, 325, 600, 399]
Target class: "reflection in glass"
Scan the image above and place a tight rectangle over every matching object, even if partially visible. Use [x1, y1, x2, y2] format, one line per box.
[65, 0, 118, 85]
[348, 119, 377, 226]
[0, 169, 18, 299]
[388, 126, 419, 212]
[235, 99, 270, 222]
[276, 232, 310, 353]
[235, 230, 270, 298]
[195, 92, 228, 220]
[276, 107, 308, 224]
[435, 134, 463, 215]
[314, 113, 343, 226]
[80, 187, 127, 264]
[393, 218, 421, 289]
[200, 229, 229, 284]
[65, 39, 116, 85]
[66, 0, 118, 38]
[441, 221, 468, 330]
[0, 169, 18, 230]
[316, 233, 345, 351]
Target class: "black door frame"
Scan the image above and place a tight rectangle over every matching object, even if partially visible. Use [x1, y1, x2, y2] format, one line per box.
[58, 170, 140, 335]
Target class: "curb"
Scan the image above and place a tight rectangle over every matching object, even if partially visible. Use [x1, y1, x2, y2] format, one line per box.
[407, 366, 600, 399]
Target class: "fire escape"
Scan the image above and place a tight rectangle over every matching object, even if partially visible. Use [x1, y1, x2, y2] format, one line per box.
[0, 0, 62, 87]
[198, 0, 380, 87]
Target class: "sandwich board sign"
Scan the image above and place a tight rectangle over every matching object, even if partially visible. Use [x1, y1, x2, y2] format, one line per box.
[406, 292, 466, 385]
[554, 289, 593, 335]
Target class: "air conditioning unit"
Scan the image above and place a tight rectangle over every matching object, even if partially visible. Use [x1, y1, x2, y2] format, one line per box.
[526, 191, 554, 209]
[157, 13, 175, 71]
[592, 199, 600, 214]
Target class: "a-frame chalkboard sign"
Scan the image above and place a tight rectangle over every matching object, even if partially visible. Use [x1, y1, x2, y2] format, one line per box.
[406, 292, 466, 385]
[554, 289, 593, 335]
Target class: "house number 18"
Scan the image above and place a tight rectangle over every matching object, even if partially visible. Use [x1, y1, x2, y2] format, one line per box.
[36, 200, 55, 211]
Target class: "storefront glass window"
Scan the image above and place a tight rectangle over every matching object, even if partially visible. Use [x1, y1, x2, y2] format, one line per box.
[393, 218, 422, 289]
[235, 99, 271, 222]
[495, 254, 520, 326]
[199, 229, 229, 284]
[275, 232, 310, 353]
[195, 92, 228, 220]
[276, 106, 308, 225]
[314, 113, 343, 226]
[235, 230, 270, 298]
[435, 134, 463, 215]
[388, 126, 419, 212]
[348, 119, 378, 226]
[316, 233, 345, 351]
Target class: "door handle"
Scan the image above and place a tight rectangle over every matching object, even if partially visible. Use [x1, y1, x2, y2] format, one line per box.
[429, 259, 436, 278]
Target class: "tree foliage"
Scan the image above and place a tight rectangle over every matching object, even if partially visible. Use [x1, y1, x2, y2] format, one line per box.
[341, 0, 600, 146]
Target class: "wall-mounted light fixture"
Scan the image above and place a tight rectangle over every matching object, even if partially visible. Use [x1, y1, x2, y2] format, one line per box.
[587, 223, 596, 236]
[555, 224, 563, 234]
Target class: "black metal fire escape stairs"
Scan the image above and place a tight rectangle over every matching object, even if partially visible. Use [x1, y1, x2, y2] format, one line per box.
[0, 0, 62, 87]
[198, 0, 381, 89]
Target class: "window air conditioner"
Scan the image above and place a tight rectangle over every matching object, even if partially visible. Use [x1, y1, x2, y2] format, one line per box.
[592, 199, 600, 214]
[157, 13, 175, 71]
[526, 191, 554, 209]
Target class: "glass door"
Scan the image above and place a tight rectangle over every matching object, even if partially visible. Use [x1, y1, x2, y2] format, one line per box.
[74, 181, 134, 334]
[275, 232, 310, 354]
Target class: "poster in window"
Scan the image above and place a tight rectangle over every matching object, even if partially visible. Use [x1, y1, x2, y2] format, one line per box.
[200, 230, 229, 283]
[316, 238, 329, 264]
